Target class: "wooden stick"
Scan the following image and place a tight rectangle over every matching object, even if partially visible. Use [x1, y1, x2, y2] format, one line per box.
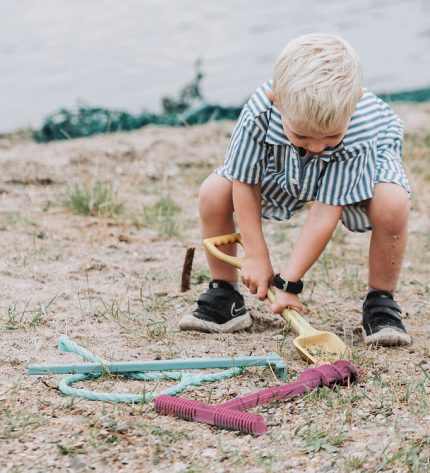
[181, 247, 195, 292]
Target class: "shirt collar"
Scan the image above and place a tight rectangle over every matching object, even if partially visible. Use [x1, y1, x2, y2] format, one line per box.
[265, 105, 290, 145]
[265, 104, 344, 161]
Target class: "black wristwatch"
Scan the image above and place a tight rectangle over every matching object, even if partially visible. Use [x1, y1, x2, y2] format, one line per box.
[273, 274, 304, 294]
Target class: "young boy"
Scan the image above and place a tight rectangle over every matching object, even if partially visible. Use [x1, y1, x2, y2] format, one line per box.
[179, 33, 412, 346]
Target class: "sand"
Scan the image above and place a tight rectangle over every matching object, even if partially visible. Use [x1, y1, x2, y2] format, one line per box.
[0, 103, 429, 472]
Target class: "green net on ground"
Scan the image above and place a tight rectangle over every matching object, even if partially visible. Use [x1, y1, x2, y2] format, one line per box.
[33, 67, 430, 143]
[33, 68, 243, 143]
[378, 88, 430, 103]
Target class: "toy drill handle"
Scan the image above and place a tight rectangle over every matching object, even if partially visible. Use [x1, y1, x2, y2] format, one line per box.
[154, 395, 267, 435]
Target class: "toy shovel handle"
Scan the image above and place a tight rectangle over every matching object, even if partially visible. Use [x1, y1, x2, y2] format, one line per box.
[203, 233, 318, 336]
[204, 232, 245, 268]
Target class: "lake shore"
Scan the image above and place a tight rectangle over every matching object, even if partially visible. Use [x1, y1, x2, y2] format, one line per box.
[0, 103, 429, 472]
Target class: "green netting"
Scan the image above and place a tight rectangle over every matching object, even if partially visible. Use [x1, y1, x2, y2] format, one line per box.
[33, 65, 430, 143]
[33, 67, 243, 143]
[377, 88, 430, 103]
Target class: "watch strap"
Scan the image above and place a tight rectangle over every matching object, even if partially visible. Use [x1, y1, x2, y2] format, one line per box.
[273, 274, 304, 294]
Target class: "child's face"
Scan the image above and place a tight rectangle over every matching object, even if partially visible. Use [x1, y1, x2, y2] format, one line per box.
[266, 89, 350, 155]
[281, 115, 348, 156]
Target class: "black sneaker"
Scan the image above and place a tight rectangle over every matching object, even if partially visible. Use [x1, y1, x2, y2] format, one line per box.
[362, 290, 412, 346]
[179, 280, 252, 333]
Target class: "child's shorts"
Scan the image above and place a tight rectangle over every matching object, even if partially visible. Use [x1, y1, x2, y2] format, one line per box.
[215, 158, 410, 234]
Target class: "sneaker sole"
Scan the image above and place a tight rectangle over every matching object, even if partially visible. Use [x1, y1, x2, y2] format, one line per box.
[178, 313, 253, 333]
[362, 327, 412, 346]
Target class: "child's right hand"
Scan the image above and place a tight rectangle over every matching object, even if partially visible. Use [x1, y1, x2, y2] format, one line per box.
[269, 288, 304, 314]
[241, 256, 274, 301]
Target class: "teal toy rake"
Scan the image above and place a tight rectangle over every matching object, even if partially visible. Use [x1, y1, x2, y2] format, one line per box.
[28, 336, 287, 403]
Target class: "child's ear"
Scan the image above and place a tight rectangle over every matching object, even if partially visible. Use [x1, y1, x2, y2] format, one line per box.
[266, 89, 276, 102]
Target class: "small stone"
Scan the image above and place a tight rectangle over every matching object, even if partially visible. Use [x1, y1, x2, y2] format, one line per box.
[202, 448, 217, 459]
[173, 462, 187, 472]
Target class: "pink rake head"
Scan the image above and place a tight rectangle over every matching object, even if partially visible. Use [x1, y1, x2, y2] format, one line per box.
[155, 360, 357, 435]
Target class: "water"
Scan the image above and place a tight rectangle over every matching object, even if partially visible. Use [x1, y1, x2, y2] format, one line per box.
[1, 0, 429, 132]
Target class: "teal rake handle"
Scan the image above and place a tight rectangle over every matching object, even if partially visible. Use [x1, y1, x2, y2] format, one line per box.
[29, 354, 287, 380]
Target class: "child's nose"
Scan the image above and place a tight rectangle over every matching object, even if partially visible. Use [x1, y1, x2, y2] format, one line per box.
[307, 143, 326, 154]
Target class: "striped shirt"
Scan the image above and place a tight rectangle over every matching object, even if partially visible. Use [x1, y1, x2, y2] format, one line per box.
[216, 81, 410, 232]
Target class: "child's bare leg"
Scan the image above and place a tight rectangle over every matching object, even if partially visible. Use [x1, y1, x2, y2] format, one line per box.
[362, 182, 411, 345]
[199, 174, 238, 282]
[179, 174, 252, 333]
[365, 183, 409, 290]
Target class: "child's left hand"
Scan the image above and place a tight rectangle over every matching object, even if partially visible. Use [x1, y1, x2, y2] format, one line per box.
[269, 287, 303, 314]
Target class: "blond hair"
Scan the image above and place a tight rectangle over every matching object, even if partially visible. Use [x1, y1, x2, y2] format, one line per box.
[273, 33, 363, 133]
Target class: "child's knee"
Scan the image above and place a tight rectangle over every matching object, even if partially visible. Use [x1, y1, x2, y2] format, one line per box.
[371, 184, 410, 230]
[198, 174, 233, 219]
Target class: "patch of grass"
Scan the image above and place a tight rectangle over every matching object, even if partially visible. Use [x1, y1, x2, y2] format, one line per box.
[343, 455, 367, 470]
[275, 330, 290, 353]
[1, 408, 42, 439]
[370, 436, 430, 473]
[142, 196, 181, 236]
[313, 303, 335, 324]
[393, 436, 430, 473]
[137, 423, 190, 443]
[3, 296, 56, 330]
[295, 423, 348, 454]
[146, 317, 168, 340]
[62, 182, 123, 217]
[95, 292, 174, 337]
[140, 285, 175, 315]
[255, 453, 278, 470]
[399, 371, 430, 419]
[191, 268, 211, 285]
[97, 297, 135, 333]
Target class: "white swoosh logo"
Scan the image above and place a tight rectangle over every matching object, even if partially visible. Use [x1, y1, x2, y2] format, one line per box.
[231, 302, 245, 316]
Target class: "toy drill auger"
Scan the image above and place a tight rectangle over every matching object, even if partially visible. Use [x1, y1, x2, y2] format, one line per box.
[155, 360, 357, 435]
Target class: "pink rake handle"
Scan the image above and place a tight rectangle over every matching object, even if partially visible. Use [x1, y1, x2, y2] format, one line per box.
[155, 360, 357, 435]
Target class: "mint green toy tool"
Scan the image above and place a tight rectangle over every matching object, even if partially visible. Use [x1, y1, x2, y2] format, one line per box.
[28, 336, 287, 403]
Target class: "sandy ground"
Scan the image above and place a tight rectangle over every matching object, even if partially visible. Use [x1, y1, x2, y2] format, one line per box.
[0, 103, 429, 472]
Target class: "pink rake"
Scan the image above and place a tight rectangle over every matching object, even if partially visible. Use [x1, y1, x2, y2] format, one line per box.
[155, 360, 357, 435]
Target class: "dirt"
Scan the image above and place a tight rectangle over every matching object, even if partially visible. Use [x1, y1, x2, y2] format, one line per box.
[0, 103, 429, 472]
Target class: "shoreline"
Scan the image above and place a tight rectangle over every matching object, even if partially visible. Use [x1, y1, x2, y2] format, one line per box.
[0, 101, 429, 149]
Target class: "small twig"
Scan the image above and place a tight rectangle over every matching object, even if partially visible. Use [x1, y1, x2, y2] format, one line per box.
[181, 247, 195, 292]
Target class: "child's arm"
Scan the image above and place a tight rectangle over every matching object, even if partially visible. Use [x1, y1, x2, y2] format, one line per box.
[232, 179, 273, 301]
[270, 201, 343, 313]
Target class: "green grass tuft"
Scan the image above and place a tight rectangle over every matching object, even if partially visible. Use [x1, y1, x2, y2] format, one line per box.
[62, 182, 123, 217]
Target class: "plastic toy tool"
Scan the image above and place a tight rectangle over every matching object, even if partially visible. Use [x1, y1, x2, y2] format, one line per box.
[204, 233, 350, 364]
[155, 360, 357, 435]
[28, 352, 287, 380]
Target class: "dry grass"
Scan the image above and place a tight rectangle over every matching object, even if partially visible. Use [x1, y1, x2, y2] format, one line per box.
[0, 116, 429, 472]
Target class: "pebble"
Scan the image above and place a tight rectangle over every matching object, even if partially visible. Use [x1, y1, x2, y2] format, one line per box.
[202, 448, 217, 459]
[173, 461, 187, 472]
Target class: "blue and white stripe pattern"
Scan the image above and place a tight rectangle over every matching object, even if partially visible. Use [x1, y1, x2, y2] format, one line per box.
[216, 80, 410, 232]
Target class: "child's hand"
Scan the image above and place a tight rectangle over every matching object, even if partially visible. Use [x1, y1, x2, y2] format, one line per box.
[269, 288, 303, 314]
[241, 256, 273, 301]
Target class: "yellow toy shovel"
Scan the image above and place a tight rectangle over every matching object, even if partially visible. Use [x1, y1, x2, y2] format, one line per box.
[204, 233, 350, 364]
